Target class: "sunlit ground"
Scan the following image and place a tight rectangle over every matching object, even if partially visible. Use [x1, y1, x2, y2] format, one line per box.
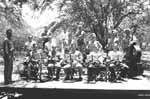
[0, 71, 150, 90]
[0, 55, 150, 90]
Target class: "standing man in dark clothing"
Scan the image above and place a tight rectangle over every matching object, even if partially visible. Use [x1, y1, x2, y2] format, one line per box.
[124, 41, 142, 77]
[77, 31, 85, 52]
[3, 29, 14, 85]
[41, 26, 49, 49]
[77, 31, 87, 63]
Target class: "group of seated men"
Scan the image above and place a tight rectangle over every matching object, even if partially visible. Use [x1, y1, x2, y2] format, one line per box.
[23, 33, 142, 82]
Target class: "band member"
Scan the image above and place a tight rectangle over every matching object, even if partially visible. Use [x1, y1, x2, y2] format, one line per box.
[108, 46, 123, 61]
[72, 48, 83, 81]
[46, 36, 60, 79]
[86, 50, 100, 82]
[62, 49, 74, 80]
[77, 31, 86, 52]
[3, 29, 15, 85]
[44, 36, 52, 55]
[24, 40, 38, 81]
[41, 26, 49, 49]
[122, 29, 131, 52]
[47, 46, 56, 80]
[88, 33, 102, 53]
[62, 38, 68, 56]
[54, 48, 64, 80]
[124, 41, 142, 77]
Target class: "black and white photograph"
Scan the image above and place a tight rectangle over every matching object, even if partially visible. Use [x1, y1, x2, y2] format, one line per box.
[0, 0, 150, 99]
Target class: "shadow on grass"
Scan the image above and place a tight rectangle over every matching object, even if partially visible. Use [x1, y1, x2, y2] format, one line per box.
[84, 81, 96, 84]
[142, 74, 150, 80]
[129, 77, 142, 80]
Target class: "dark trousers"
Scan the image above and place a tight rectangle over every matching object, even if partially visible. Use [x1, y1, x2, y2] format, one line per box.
[4, 56, 13, 84]
[47, 67, 54, 78]
[87, 68, 97, 81]
[55, 67, 61, 80]
[64, 68, 74, 80]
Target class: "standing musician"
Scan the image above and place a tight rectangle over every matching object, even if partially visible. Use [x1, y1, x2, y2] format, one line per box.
[88, 33, 102, 53]
[77, 31, 87, 63]
[41, 26, 49, 49]
[124, 40, 142, 77]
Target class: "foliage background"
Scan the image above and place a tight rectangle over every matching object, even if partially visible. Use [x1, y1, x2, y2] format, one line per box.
[1, 0, 150, 53]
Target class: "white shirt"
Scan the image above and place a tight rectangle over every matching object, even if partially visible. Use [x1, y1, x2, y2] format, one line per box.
[94, 41, 102, 50]
[86, 51, 98, 62]
[25, 40, 37, 51]
[74, 50, 83, 62]
[45, 41, 52, 51]
[97, 51, 107, 63]
[108, 51, 124, 61]
[51, 38, 57, 47]
[134, 45, 141, 51]
[56, 51, 64, 59]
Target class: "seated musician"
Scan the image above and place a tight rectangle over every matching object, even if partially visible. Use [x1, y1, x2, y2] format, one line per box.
[62, 49, 74, 80]
[23, 43, 39, 81]
[86, 50, 100, 82]
[45, 37, 53, 78]
[46, 46, 56, 80]
[54, 47, 64, 80]
[45, 36, 59, 80]
[72, 48, 83, 81]
[87, 33, 103, 66]
[108, 46, 129, 79]
[108, 46, 127, 67]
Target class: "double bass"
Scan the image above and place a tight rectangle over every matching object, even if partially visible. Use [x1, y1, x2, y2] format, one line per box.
[124, 41, 143, 77]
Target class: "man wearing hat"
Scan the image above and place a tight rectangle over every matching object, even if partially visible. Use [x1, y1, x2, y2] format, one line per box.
[3, 29, 15, 85]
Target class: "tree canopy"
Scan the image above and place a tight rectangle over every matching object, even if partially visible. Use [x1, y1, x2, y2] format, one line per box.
[1, 0, 150, 51]
[0, 0, 33, 52]
[44, 0, 149, 50]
